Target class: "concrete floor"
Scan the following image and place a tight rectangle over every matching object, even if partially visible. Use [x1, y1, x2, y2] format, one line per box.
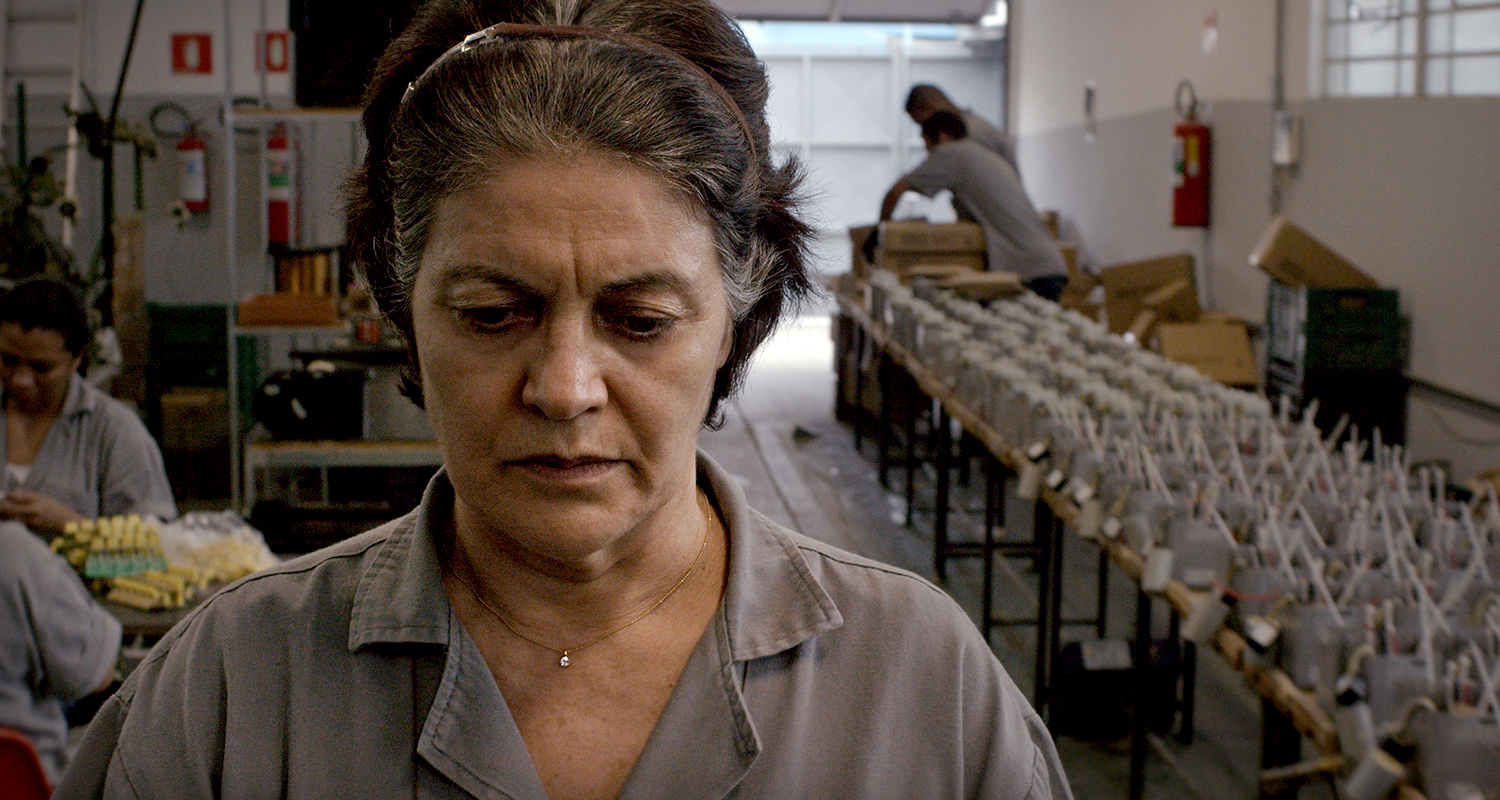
[701, 311, 1322, 800]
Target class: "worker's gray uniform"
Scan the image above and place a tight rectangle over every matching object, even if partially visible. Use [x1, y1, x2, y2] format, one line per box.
[902, 138, 1067, 281]
[962, 109, 1019, 171]
[0, 522, 121, 784]
[57, 454, 1072, 799]
[0, 375, 176, 523]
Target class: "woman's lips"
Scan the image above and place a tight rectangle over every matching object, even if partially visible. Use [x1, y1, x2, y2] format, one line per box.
[509, 456, 619, 481]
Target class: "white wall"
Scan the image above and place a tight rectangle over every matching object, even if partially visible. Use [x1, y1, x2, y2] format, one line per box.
[1014, 0, 1282, 136]
[89, 0, 290, 99]
[1011, 0, 1500, 482]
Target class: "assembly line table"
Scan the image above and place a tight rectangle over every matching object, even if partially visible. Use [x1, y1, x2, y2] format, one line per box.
[831, 288, 1367, 800]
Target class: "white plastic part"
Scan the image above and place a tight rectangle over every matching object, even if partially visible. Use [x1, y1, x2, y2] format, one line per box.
[1017, 462, 1044, 500]
[1335, 702, 1376, 759]
[1181, 589, 1231, 644]
[1075, 498, 1103, 540]
[1341, 748, 1405, 800]
[1142, 547, 1174, 595]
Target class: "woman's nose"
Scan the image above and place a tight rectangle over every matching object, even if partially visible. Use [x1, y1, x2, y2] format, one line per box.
[4, 367, 35, 390]
[520, 324, 608, 420]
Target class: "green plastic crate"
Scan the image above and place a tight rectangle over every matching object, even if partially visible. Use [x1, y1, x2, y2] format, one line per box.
[1266, 281, 1401, 373]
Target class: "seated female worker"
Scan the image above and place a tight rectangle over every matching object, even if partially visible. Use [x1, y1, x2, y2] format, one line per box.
[56, 0, 1073, 798]
[0, 278, 175, 535]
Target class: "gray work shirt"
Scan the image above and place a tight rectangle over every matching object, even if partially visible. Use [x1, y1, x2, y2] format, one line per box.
[903, 139, 1067, 282]
[57, 454, 1072, 799]
[0, 521, 121, 784]
[961, 110, 1020, 172]
[0, 375, 176, 522]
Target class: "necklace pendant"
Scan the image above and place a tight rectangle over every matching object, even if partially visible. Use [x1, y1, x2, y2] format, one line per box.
[559, 653, 571, 668]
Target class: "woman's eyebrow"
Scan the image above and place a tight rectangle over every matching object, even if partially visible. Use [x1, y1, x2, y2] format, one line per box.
[434, 264, 538, 297]
[598, 272, 694, 300]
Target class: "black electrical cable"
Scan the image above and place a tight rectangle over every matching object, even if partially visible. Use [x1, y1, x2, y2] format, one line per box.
[96, 0, 147, 326]
[148, 102, 194, 141]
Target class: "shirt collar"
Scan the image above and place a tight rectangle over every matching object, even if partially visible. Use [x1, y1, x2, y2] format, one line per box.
[347, 472, 456, 650]
[699, 451, 843, 661]
[346, 452, 843, 658]
[46, 372, 92, 419]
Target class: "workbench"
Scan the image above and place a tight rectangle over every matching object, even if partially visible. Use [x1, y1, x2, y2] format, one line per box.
[831, 286, 1386, 800]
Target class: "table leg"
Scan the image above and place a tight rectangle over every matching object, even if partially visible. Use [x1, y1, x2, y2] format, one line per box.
[1096, 548, 1110, 639]
[1130, 587, 1151, 800]
[1260, 697, 1302, 799]
[1045, 507, 1065, 716]
[932, 405, 952, 582]
[903, 373, 918, 527]
[1179, 641, 1197, 744]
[852, 325, 867, 454]
[1032, 498, 1055, 715]
[877, 351, 891, 489]
[981, 454, 1000, 642]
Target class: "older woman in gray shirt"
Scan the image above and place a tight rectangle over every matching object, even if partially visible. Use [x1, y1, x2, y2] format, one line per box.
[56, 1, 1073, 797]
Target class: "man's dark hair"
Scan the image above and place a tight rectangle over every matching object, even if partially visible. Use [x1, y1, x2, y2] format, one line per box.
[920, 110, 968, 145]
[0, 277, 88, 356]
[904, 84, 951, 118]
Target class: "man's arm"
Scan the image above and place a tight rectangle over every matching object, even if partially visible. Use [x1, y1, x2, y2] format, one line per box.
[879, 178, 917, 221]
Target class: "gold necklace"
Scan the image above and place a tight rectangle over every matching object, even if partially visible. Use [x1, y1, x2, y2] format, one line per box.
[454, 495, 715, 668]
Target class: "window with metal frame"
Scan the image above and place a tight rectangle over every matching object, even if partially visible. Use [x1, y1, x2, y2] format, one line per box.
[1321, 0, 1500, 96]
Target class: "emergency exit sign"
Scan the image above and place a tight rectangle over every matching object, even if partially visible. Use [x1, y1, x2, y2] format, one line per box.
[171, 33, 212, 74]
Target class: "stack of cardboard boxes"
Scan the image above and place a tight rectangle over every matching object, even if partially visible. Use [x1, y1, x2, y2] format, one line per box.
[1091, 252, 1259, 389]
[847, 221, 1023, 302]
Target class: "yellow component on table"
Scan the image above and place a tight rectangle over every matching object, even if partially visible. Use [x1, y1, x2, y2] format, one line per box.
[111, 576, 165, 600]
[105, 587, 161, 610]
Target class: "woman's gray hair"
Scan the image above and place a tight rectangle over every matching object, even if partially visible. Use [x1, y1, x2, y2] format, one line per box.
[346, 0, 815, 425]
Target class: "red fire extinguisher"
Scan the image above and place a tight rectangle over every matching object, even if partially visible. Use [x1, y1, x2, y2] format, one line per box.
[266, 123, 293, 247]
[176, 126, 209, 215]
[1172, 80, 1211, 228]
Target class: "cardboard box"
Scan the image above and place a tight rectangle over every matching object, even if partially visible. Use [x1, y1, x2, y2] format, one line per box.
[1143, 277, 1198, 321]
[1126, 309, 1158, 343]
[1058, 289, 1101, 320]
[1249, 216, 1379, 289]
[1157, 321, 1259, 388]
[1059, 243, 1080, 278]
[878, 220, 985, 252]
[237, 292, 340, 327]
[1040, 210, 1061, 240]
[849, 225, 877, 279]
[897, 263, 979, 285]
[159, 389, 229, 451]
[847, 220, 987, 278]
[938, 270, 1024, 302]
[1098, 253, 1198, 334]
[883, 252, 987, 277]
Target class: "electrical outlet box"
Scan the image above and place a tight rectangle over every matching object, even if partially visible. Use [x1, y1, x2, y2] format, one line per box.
[1273, 110, 1301, 167]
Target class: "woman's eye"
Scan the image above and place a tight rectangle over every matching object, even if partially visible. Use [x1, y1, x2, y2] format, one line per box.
[458, 305, 530, 332]
[611, 314, 675, 340]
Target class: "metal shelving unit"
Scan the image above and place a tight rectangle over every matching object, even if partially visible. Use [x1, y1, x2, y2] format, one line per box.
[218, 0, 368, 511]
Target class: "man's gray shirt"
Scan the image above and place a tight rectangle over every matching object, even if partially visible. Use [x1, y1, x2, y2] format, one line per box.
[57, 454, 1072, 799]
[962, 110, 1019, 171]
[903, 139, 1067, 281]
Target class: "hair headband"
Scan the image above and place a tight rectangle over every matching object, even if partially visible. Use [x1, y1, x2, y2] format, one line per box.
[401, 22, 758, 161]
